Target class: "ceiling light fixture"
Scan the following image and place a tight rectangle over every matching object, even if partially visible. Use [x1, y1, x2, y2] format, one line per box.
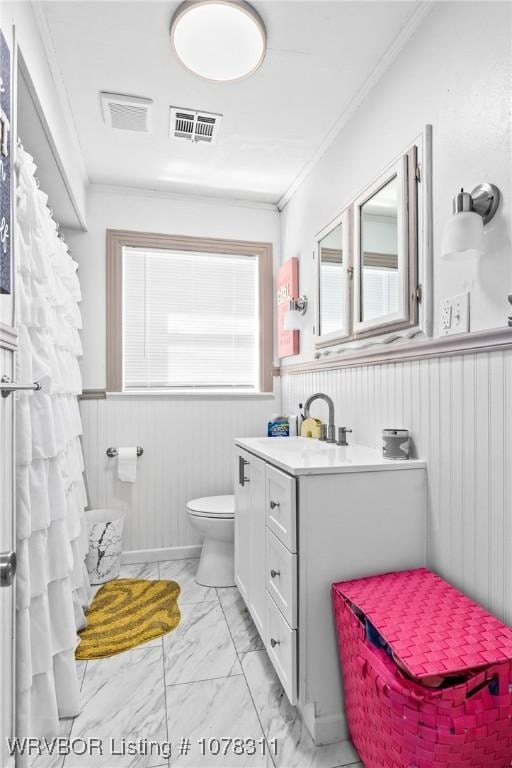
[170, 0, 266, 82]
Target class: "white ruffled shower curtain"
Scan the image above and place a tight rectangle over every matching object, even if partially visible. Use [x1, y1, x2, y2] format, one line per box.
[15, 146, 91, 743]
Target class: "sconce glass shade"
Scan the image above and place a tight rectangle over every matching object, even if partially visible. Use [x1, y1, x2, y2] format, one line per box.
[441, 211, 485, 259]
[283, 295, 308, 330]
[283, 309, 304, 331]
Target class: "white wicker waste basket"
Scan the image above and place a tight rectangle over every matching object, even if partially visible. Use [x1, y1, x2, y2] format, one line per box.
[85, 508, 125, 585]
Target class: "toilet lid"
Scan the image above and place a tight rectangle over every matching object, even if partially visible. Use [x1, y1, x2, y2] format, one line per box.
[186, 495, 234, 518]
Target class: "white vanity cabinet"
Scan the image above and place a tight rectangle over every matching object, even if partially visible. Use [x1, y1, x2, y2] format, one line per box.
[234, 448, 266, 638]
[234, 437, 427, 747]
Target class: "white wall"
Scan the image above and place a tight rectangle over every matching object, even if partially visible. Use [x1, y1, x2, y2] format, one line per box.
[280, 1, 512, 365]
[40, 0, 512, 588]
[80, 393, 277, 553]
[281, 349, 512, 624]
[279, 1, 512, 621]
[67, 185, 280, 552]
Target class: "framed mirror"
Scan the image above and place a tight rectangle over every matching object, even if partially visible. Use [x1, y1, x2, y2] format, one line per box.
[313, 134, 426, 351]
[354, 152, 418, 337]
[315, 209, 351, 347]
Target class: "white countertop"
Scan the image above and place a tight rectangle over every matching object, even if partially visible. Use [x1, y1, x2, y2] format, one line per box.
[234, 437, 426, 476]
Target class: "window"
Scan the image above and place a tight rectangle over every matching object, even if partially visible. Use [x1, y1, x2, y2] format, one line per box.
[107, 231, 273, 393]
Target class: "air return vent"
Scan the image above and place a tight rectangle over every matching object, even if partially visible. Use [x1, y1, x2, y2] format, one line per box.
[169, 107, 222, 143]
[101, 92, 153, 132]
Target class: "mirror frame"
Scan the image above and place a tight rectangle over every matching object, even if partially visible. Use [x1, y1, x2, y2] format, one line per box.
[312, 129, 429, 355]
[315, 207, 352, 348]
[353, 148, 418, 338]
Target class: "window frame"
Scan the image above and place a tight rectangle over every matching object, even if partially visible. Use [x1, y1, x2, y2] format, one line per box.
[315, 207, 353, 348]
[106, 230, 273, 394]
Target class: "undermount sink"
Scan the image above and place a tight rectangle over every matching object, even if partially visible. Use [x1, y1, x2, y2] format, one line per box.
[250, 437, 336, 455]
[270, 437, 333, 450]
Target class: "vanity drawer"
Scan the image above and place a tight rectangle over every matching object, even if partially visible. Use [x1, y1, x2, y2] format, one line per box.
[265, 464, 296, 552]
[266, 528, 297, 628]
[266, 592, 297, 705]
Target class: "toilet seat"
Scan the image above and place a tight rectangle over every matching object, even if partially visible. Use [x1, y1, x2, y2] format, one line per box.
[186, 495, 234, 519]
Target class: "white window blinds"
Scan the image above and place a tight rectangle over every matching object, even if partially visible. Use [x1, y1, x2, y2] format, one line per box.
[123, 247, 259, 390]
[362, 267, 400, 323]
[320, 262, 346, 335]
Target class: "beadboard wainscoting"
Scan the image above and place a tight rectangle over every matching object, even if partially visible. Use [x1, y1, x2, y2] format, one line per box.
[80, 393, 277, 554]
[281, 348, 512, 625]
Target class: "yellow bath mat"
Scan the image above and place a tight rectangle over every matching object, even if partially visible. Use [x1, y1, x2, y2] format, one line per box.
[76, 578, 181, 659]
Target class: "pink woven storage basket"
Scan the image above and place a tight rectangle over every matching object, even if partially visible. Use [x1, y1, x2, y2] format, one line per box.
[332, 568, 512, 768]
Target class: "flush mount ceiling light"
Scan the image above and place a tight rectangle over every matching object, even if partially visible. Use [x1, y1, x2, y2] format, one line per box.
[170, 0, 266, 82]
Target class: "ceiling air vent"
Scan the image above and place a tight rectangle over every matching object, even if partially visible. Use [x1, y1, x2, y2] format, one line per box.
[101, 92, 153, 133]
[170, 107, 222, 144]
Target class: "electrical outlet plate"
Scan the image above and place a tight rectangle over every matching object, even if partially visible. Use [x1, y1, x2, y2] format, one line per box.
[440, 301, 452, 332]
[440, 292, 470, 336]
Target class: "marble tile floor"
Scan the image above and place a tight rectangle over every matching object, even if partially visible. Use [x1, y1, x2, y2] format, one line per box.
[30, 558, 363, 768]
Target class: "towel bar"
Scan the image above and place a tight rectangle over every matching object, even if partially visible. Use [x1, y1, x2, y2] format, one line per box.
[1, 375, 41, 398]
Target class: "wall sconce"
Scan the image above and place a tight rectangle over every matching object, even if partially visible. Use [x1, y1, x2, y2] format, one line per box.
[283, 295, 308, 330]
[441, 183, 500, 258]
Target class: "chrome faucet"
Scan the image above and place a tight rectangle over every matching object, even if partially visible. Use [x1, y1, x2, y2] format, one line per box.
[304, 392, 336, 443]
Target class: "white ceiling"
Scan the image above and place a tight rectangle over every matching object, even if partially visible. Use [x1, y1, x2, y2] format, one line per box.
[42, 0, 423, 204]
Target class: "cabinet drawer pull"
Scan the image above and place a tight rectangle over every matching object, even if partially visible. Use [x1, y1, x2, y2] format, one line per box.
[269, 500, 280, 510]
[238, 456, 250, 486]
[270, 569, 280, 578]
[270, 638, 280, 648]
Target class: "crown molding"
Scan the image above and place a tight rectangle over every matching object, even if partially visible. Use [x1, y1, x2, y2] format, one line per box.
[88, 183, 280, 213]
[277, 1, 435, 211]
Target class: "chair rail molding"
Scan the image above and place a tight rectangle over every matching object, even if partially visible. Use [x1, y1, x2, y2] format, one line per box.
[279, 327, 512, 375]
[79, 389, 107, 400]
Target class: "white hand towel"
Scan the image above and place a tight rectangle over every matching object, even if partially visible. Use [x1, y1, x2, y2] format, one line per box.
[117, 447, 137, 483]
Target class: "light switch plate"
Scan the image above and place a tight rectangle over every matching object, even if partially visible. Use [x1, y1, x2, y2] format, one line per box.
[440, 292, 470, 336]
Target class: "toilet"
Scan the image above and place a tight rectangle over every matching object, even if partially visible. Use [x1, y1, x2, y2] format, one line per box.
[186, 495, 235, 588]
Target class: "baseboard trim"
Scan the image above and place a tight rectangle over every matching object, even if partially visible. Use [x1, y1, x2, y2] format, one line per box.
[307, 711, 349, 746]
[121, 545, 202, 564]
